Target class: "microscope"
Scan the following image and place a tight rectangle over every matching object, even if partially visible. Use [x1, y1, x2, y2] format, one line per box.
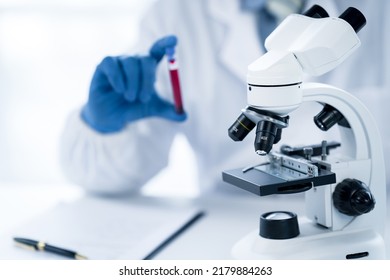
[222, 5, 387, 259]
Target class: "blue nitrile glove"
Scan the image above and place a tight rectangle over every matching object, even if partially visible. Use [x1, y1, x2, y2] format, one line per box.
[81, 35, 187, 133]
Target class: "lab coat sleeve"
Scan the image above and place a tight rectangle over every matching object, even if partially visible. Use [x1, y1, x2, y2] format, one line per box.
[60, 109, 178, 195]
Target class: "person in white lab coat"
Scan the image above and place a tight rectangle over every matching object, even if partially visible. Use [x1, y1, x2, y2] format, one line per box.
[60, 0, 390, 195]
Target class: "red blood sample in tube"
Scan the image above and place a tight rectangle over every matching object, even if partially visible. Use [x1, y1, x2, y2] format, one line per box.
[168, 59, 184, 114]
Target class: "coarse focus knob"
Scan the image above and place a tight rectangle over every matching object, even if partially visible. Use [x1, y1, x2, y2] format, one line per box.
[333, 179, 375, 216]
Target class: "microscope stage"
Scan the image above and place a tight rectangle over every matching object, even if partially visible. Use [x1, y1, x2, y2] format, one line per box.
[222, 164, 336, 196]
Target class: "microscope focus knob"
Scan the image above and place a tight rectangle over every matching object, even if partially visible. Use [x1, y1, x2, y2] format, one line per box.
[333, 179, 375, 216]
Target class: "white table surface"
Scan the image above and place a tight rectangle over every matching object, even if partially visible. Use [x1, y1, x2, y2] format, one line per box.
[0, 183, 389, 260]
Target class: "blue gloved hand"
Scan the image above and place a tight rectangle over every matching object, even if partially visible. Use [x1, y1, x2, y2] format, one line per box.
[81, 35, 187, 133]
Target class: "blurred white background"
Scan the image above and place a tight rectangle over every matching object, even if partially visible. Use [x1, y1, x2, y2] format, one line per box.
[0, 0, 198, 196]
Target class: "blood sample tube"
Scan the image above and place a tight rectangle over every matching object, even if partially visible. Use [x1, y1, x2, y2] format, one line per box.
[166, 47, 184, 114]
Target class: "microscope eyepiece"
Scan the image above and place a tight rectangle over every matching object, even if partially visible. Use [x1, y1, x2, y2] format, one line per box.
[228, 113, 256, 141]
[339, 7, 366, 33]
[254, 121, 278, 155]
[303, 5, 329, 18]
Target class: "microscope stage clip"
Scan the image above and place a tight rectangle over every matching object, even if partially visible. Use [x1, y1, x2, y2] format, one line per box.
[268, 151, 319, 176]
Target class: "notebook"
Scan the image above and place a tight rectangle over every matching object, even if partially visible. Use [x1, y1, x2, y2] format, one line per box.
[0, 195, 203, 260]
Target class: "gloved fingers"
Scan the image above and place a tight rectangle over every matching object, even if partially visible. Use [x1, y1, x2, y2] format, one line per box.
[93, 56, 126, 93]
[149, 96, 187, 122]
[149, 35, 177, 63]
[123, 95, 187, 123]
[139, 56, 157, 103]
[118, 56, 141, 102]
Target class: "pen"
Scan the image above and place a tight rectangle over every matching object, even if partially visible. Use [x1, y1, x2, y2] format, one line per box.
[13, 237, 88, 260]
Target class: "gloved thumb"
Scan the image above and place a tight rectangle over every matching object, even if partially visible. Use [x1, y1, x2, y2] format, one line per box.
[149, 97, 187, 122]
[149, 35, 178, 63]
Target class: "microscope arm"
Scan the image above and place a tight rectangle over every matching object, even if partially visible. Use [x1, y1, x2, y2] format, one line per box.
[302, 83, 383, 172]
[302, 82, 386, 235]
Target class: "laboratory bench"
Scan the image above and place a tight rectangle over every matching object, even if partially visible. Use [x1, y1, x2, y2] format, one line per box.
[0, 182, 389, 260]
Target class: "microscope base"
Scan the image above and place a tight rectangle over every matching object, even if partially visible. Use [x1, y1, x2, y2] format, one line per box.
[232, 219, 386, 259]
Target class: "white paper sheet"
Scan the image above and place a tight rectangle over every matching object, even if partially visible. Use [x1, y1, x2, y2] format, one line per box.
[0, 196, 202, 260]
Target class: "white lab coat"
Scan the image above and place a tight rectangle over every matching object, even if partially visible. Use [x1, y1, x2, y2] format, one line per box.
[60, 0, 390, 195]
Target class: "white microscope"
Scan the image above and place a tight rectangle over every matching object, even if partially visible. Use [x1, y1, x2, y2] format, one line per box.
[222, 5, 387, 259]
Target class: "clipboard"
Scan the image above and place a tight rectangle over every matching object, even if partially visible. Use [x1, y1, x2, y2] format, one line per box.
[0, 195, 204, 260]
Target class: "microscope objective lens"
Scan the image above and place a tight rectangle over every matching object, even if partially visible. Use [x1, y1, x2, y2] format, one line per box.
[254, 121, 278, 155]
[256, 150, 267, 156]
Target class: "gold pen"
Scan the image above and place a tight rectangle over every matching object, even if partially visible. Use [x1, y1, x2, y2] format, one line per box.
[13, 237, 87, 260]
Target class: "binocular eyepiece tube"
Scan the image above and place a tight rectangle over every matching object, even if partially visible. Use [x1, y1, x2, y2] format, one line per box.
[304, 5, 366, 33]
